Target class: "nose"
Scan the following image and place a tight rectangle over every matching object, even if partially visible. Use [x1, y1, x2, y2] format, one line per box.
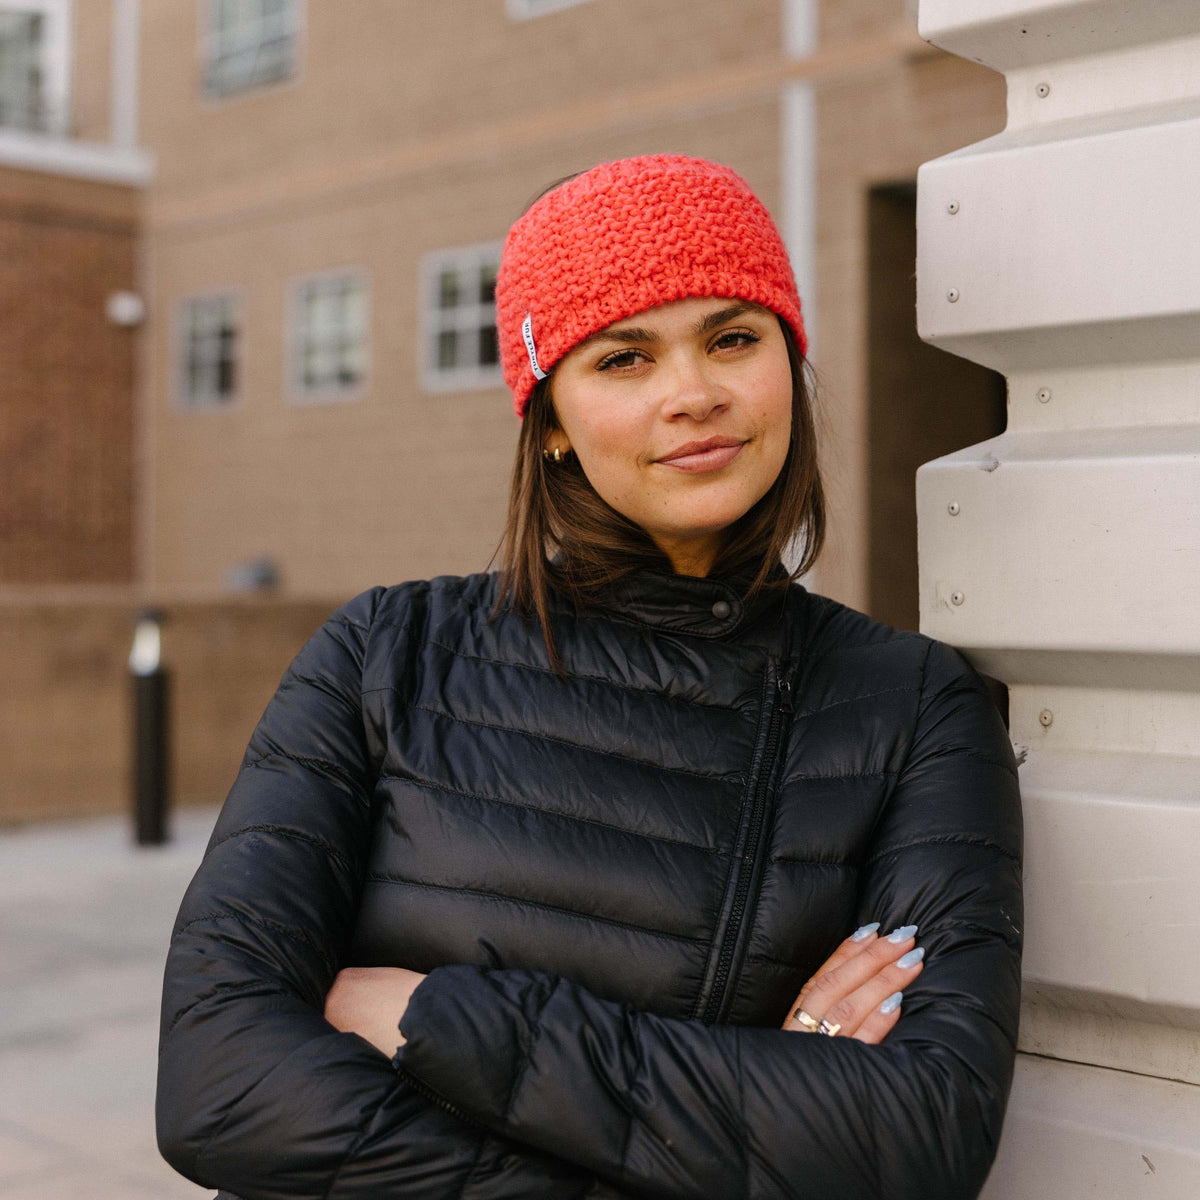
[660, 349, 728, 422]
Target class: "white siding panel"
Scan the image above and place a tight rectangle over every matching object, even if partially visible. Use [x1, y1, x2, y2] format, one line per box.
[981, 1055, 1200, 1199]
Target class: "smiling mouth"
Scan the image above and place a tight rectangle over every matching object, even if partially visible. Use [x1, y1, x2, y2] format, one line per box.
[655, 437, 747, 473]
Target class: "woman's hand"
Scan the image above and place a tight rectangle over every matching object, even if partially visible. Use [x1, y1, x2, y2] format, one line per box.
[780, 923, 925, 1043]
[324, 966, 427, 1057]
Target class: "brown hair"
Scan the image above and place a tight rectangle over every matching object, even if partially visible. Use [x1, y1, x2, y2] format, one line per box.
[492, 316, 825, 669]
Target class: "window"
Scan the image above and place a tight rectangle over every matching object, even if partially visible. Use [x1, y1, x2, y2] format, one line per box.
[0, 1, 70, 134]
[178, 293, 240, 409]
[507, 0, 597, 18]
[203, 0, 301, 99]
[421, 242, 503, 393]
[289, 270, 369, 402]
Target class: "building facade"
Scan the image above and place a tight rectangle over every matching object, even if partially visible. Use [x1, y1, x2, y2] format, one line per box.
[137, 0, 1006, 622]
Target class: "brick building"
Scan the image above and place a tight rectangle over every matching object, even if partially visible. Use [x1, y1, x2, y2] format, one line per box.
[0, 0, 147, 583]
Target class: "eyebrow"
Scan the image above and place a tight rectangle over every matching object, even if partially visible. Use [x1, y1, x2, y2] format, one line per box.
[577, 302, 761, 349]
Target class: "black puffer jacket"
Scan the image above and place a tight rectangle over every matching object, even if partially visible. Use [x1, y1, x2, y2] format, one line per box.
[157, 569, 1022, 1200]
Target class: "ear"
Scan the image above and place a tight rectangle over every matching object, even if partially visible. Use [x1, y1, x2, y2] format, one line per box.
[542, 428, 571, 458]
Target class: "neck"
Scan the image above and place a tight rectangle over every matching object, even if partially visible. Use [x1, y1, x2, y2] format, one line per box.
[656, 534, 722, 578]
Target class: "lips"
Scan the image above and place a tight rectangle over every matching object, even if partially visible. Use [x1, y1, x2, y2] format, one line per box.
[655, 436, 747, 473]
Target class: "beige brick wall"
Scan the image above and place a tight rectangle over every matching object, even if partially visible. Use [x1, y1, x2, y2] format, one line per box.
[144, 100, 783, 594]
[141, 0, 784, 208]
[0, 591, 339, 823]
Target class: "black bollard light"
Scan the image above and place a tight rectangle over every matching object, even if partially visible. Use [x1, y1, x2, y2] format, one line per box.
[130, 608, 170, 845]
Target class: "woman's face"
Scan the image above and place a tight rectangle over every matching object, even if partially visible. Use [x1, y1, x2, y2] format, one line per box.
[547, 296, 794, 576]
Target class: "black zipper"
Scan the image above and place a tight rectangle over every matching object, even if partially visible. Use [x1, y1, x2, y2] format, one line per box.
[393, 1062, 483, 1129]
[699, 665, 793, 1025]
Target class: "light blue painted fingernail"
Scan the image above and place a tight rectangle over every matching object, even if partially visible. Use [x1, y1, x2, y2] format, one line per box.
[887, 924, 919, 944]
[851, 922, 881, 942]
[897, 947, 925, 969]
[879, 991, 903, 1015]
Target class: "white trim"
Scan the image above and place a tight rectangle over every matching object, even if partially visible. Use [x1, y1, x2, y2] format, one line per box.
[781, 81, 817, 363]
[506, 0, 596, 20]
[783, 0, 818, 59]
[419, 240, 504, 395]
[781, 78, 819, 589]
[0, 127, 152, 182]
[285, 266, 371, 406]
[110, 0, 139, 149]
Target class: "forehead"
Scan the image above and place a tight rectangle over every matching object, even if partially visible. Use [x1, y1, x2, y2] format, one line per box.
[586, 297, 770, 341]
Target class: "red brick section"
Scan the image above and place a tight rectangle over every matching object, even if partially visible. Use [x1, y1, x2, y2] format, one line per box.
[0, 166, 139, 583]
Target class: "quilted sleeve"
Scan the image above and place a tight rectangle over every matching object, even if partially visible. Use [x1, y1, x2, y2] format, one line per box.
[394, 638, 1023, 1200]
[156, 588, 602, 1200]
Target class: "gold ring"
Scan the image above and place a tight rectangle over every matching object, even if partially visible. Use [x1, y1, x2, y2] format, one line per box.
[817, 1018, 841, 1036]
[790, 1007, 821, 1032]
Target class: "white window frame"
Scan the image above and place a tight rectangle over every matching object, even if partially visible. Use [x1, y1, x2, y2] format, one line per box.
[506, 0, 596, 20]
[0, 0, 72, 135]
[420, 241, 504, 394]
[200, 0, 304, 101]
[286, 266, 370, 405]
[174, 288, 242, 411]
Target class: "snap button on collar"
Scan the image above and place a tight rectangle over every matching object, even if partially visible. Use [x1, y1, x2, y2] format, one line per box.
[711, 600, 732, 620]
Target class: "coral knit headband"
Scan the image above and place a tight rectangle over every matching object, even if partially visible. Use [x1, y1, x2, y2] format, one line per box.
[496, 154, 808, 417]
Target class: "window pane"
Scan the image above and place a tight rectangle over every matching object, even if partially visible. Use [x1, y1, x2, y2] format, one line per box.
[479, 264, 497, 305]
[0, 13, 45, 133]
[217, 323, 237, 398]
[302, 345, 319, 389]
[425, 247, 503, 388]
[206, 0, 297, 97]
[342, 281, 366, 337]
[293, 273, 367, 397]
[437, 270, 459, 310]
[216, 352, 236, 398]
[478, 324, 499, 366]
[182, 294, 239, 407]
[319, 344, 339, 387]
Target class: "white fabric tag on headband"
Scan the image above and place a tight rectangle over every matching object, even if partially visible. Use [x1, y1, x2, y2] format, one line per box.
[522, 312, 547, 381]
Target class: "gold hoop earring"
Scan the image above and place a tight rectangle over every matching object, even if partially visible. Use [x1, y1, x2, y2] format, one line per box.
[542, 447, 564, 464]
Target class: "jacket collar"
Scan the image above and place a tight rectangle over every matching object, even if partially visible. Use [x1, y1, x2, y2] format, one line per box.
[587, 563, 794, 640]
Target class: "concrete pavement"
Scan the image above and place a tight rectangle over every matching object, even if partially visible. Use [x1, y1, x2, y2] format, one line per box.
[0, 806, 219, 1199]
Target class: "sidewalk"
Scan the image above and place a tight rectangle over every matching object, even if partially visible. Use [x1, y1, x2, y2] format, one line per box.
[0, 806, 219, 1199]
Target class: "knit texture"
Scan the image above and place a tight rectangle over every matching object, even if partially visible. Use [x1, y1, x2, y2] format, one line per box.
[496, 155, 807, 417]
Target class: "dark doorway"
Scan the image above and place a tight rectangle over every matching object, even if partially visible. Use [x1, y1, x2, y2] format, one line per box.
[866, 183, 1006, 631]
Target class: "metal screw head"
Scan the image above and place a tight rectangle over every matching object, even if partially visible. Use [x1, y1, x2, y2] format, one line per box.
[947, 288, 960, 303]
[1039, 709, 1054, 728]
[947, 501, 961, 516]
[1037, 387, 1052, 404]
[1036, 82, 1051, 98]
[947, 200, 960, 215]
[950, 591, 965, 606]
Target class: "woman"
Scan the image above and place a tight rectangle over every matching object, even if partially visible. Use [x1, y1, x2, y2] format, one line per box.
[158, 155, 1022, 1200]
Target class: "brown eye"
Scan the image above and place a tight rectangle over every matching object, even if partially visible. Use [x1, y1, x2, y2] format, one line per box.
[596, 349, 645, 371]
[711, 328, 760, 352]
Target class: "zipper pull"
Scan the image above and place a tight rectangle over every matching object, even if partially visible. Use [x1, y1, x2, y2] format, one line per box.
[777, 675, 794, 715]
